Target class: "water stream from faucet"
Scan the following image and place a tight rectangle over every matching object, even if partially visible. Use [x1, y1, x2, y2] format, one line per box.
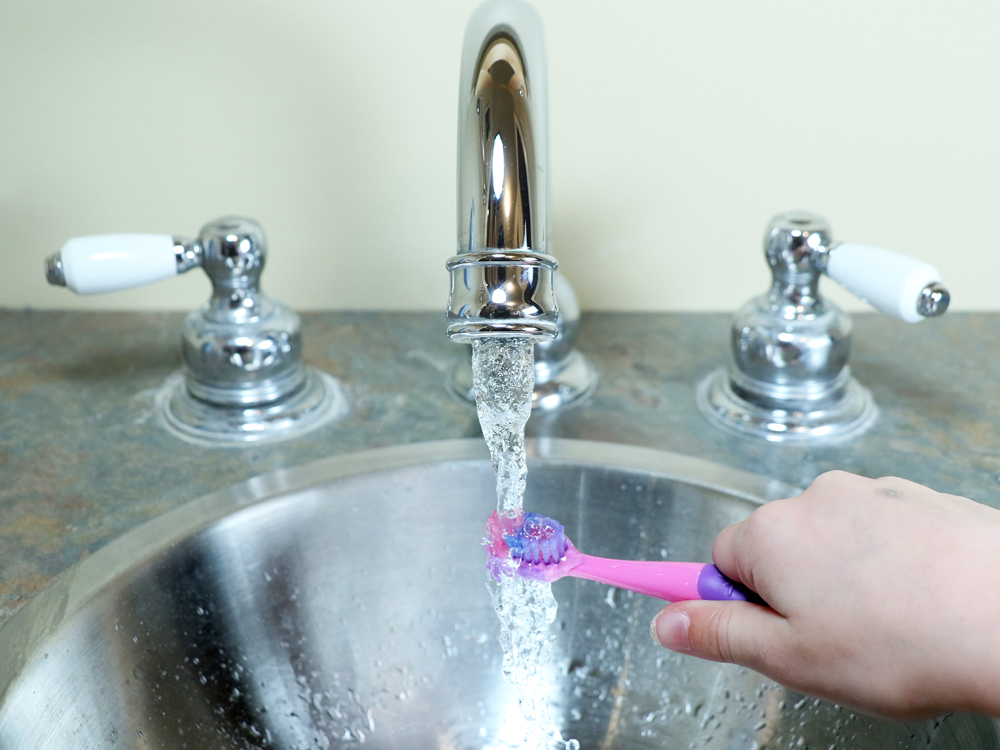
[472, 338, 579, 750]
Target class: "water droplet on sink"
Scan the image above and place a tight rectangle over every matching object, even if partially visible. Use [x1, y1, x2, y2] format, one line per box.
[604, 587, 617, 609]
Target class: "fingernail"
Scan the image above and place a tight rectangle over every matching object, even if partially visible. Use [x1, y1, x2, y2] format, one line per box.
[650, 609, 691, 652]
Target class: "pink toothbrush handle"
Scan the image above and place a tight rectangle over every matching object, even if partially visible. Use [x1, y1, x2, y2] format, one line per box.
[570, 554, 750, 602]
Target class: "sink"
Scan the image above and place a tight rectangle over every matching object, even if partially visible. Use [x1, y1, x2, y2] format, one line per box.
[0, 439, 996, 749]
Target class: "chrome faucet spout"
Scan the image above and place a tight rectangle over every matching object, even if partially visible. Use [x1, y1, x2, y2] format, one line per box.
[445, 0, 598, 409]
[456, 0, 547, 255]
[446, 0, 558, 342]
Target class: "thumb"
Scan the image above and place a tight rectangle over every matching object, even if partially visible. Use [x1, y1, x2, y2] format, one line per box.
[650, 600, 788, 672]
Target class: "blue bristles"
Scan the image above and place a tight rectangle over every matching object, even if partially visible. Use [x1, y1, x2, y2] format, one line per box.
[504, 513, 568, 565]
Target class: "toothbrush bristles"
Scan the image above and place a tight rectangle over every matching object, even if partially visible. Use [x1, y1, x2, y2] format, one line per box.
[484, 511, 569, 580]
[506, 513, 568, 566]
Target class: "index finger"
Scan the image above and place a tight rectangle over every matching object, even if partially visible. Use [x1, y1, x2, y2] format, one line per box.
[711, 499, 788, 598]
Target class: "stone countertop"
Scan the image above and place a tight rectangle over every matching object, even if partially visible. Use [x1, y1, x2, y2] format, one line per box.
[1, 310, 998, 629]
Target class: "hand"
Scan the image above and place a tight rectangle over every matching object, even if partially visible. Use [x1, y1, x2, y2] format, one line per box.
[649, 470, 1000, 720]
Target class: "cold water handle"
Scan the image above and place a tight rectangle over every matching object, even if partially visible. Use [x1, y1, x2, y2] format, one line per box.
[817, 242, 949, 323]
[697, 210, 951, 445]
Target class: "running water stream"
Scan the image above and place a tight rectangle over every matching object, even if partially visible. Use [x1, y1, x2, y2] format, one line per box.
[471, 338, 579, 750]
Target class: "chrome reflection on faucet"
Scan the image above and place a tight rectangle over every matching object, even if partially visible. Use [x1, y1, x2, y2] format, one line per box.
[446, 0, 597, 409]
[466, 34, 539, 253]
[46, 217, 346, 445]
[698, 211, 949, 444]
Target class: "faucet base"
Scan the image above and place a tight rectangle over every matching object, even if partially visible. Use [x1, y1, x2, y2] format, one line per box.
[158, 368, 348, 446]
[697, 367, 878, 445]
[448, 347, 597, 411]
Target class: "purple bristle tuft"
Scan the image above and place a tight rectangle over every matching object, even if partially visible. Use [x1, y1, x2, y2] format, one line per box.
[505, 513, 568, 566]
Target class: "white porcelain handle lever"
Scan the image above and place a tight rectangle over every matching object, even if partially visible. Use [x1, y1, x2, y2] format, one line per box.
[825, 243, 945, 323]
[54, 234, 178, 295]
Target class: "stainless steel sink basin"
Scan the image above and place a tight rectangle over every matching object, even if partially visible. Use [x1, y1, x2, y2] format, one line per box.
[0, 439, 996, 749]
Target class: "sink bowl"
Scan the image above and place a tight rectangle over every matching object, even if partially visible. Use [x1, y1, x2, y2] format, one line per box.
[0, 439, 996, 749]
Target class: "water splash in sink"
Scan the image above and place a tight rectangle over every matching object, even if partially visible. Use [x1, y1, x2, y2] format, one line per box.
[472, 339, 579, 750]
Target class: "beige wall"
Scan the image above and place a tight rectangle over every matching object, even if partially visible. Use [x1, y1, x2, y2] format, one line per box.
[1, 1, 997, 313]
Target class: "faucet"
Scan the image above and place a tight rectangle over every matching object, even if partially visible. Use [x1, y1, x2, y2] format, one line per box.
[445, 0, 597, 410]
[45, 216, 345, 444]
[698, 210, 949, 444]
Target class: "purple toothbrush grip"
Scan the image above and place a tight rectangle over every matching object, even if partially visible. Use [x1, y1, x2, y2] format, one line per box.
[696, 564, 760, 603]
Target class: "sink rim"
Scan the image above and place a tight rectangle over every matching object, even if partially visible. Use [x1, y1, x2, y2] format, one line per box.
[0, 437, 799, 704]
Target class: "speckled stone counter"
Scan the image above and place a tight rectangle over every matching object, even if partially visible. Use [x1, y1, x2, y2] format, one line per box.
[1, 310, 998, 629]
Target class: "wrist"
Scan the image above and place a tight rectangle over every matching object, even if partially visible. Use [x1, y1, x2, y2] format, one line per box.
[951, 610, 1000, 718]
[964, 647, 1000, 718]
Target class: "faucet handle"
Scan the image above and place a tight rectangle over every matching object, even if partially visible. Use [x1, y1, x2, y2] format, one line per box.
[45, 234, 186, 295]
[699, 210, 950, 444]
[822, 242, 949, 323]
[44, 217, 345, 444]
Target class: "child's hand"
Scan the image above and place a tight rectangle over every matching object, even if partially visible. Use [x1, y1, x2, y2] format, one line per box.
[650, 470, 1000, 720]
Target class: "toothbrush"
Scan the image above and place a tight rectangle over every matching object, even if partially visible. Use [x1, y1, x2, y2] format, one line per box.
[485, 511, 755, 603]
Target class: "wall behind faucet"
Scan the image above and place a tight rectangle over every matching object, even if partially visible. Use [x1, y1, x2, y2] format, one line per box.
[0, 0, 997, 313]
